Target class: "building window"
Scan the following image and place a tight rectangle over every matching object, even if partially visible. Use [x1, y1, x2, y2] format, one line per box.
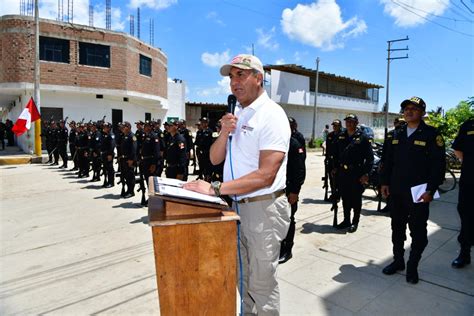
[79, 42, 110, 68]
[139, 54, 152, 76]
[40, 36, 69, 63]
[145, 112, 151, 121]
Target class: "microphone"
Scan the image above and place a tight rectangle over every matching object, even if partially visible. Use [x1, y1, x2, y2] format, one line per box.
[227, 94, 237, 115]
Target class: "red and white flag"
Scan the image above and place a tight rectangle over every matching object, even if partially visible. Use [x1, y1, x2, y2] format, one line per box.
[12, 97, 41, 136]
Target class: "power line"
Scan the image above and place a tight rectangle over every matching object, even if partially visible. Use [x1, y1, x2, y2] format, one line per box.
[437, 0, 473, 21]
[460, 0, 474, 14]
[393, 0, 472, 23]
[391, 0, 474, 37]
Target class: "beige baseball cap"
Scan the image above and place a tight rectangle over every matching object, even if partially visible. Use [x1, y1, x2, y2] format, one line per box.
[220, 54, 264, 76]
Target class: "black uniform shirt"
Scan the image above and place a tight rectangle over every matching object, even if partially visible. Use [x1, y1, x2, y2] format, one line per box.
[286, 134, 306, 194]
[141, 132, 161, 163]
[101, 132, 116, 156]
[381, 120, 445, 194]
[57, 127, 68, 144]
[166, 133, 187, 171]
[452, 118, 474, 185]
[68, 128, 77, 145]
[334, 128, 374, 177]
[121, 132, 137, 161]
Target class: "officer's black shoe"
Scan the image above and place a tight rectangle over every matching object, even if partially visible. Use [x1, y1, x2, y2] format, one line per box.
[336, 221, 351, 230]
[406, 265, 419, 284]
[382, 260, 405, 275]
[52, 162, 59, 165]
[104, 184, 114, 188]
[279, 252, 293, 264]
[123, 192, 135, 199]
[452, 255, 471, 269]
[348, 224, 358, 233]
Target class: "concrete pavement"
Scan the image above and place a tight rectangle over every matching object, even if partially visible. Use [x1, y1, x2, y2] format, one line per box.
[1, 152, 473, 315]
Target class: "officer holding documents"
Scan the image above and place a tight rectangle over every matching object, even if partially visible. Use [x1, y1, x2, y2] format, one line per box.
[381, 96, 445, 284]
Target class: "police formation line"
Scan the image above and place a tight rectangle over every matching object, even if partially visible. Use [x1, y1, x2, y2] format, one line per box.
[41, 96, 472, 285]
[41, 118, 223, 205]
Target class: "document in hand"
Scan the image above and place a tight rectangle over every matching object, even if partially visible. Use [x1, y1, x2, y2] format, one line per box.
[152, 177, 227, 205]
[410, 183, 440, 203]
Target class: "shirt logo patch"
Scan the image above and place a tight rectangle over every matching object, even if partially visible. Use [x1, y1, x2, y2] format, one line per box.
[414, 140, 426, 146]
[436, 135, 444, 147]
[467, 130, 474, 135]
[298, 148, 304, 153]
[392, 139, 399, 144]
[179, 143, 185, 149]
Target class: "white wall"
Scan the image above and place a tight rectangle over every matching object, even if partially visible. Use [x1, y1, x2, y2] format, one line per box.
[167, 80, 186, 120]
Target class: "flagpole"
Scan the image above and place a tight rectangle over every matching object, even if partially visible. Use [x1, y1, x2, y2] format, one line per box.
[34, 0, 42, 156]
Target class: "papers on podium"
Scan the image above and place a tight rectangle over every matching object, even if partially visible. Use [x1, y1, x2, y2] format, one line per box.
[411, 183, 440, 203]
[152, 177, 227, 205]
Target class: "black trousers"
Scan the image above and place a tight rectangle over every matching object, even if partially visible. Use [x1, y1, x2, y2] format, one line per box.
[102, 154, 115, 185]
[69, 144, 77, 168]
[282, 194, 298, 248]
[457, 183, 473, 248]
[338, 170, 364, 225]
[58, 143, 68, 166]
[79, 149, 89, 176]
[390, 191, 429, 264]
[122, 160, 135, 194]
[199, 151, 212, 181]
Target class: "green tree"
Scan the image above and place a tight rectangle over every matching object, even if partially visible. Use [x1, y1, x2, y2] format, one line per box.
[427, 97, 474, 142]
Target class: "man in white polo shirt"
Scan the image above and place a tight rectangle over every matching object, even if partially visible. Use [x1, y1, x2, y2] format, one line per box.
[184, 54, 290, 315]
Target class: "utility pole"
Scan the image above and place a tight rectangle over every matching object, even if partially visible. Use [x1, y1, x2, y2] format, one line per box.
[385, 36, 409, 136]
[34, 0, 42, 156]
[310, 57, 320, 146]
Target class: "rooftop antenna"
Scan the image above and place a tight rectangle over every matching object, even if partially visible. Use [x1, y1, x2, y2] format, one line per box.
[20, 0, 25, 15]
[106, 0, 111, 29]
[137, 7, 141, 39]
[67, 0, 73, 23]
[130, 14, 134, 36]
[149, 18, 154, 46]
[89, 4, 93, 26]
[57, 0, 64, 20]
[27, 0, 34, 16]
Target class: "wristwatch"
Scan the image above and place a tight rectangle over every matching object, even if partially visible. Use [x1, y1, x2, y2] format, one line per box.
[211, 181, 222, 197]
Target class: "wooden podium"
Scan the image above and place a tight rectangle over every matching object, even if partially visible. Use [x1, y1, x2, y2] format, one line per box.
[148, 178, 239, 315]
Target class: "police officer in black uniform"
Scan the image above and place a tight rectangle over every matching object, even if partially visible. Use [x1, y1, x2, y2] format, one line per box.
[451, 118, 474, 268]
[89, 123, 103, 182]
[43, 120, 54, 163]
[325, 119, 343, 201]
[333, 114, 374, 233]
[166, 119, 187, 180]
[57, 120, 69, 168]
[178, 119, 193, 181]
[210, 122, 224, 182]
[76, 124, 89, 178]
[153, 119, 165, 177]
[120, 121, 137, 198]
[140, 121, 161, 185]
[50, 121, 59, 165]
[68, 121, 79, 171]
[279, 117, 306, 264]
[101, 122, 116, 188]
[381, 96, 445, 284]
[135, 121, 145, 173]
[195, 117, 214, 182]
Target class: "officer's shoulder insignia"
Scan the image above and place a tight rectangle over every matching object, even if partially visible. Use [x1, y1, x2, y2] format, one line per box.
[354, 138, 361, 144]
[436, 135, 444, 147]
[212, 132, 219, 138]
[160, 133, 164, 138]
[133, 136, 137, 141]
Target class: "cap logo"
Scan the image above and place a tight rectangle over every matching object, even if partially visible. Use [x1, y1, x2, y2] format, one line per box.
[410, 97, 421, 104]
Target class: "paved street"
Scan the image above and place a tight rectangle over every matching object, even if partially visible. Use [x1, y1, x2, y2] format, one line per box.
[1, 151, 473, 315]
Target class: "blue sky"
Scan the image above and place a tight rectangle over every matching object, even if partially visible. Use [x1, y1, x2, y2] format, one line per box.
[2, 0, 473, 112]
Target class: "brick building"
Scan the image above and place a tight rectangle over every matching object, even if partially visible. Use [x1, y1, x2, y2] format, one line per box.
[0, 15, 172, 153]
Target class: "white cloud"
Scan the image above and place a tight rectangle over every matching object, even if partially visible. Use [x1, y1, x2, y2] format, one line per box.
[197, 77, 231, 97]
[206, 11, 225, 26]
[380, 0, 449, 27]
[128, 0, 177, 10]
[281, 0, 367, 51]
[201, 50, 230, 67]
[256, 27, 279, 50]
[275, 58, 286, 65]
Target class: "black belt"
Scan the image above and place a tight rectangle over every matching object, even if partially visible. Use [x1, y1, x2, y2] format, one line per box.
[237, 189, 286, 204]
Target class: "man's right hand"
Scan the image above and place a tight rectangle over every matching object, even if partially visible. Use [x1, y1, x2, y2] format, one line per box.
[220, 113, 237, 135]
[381, 185, 390, 198]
